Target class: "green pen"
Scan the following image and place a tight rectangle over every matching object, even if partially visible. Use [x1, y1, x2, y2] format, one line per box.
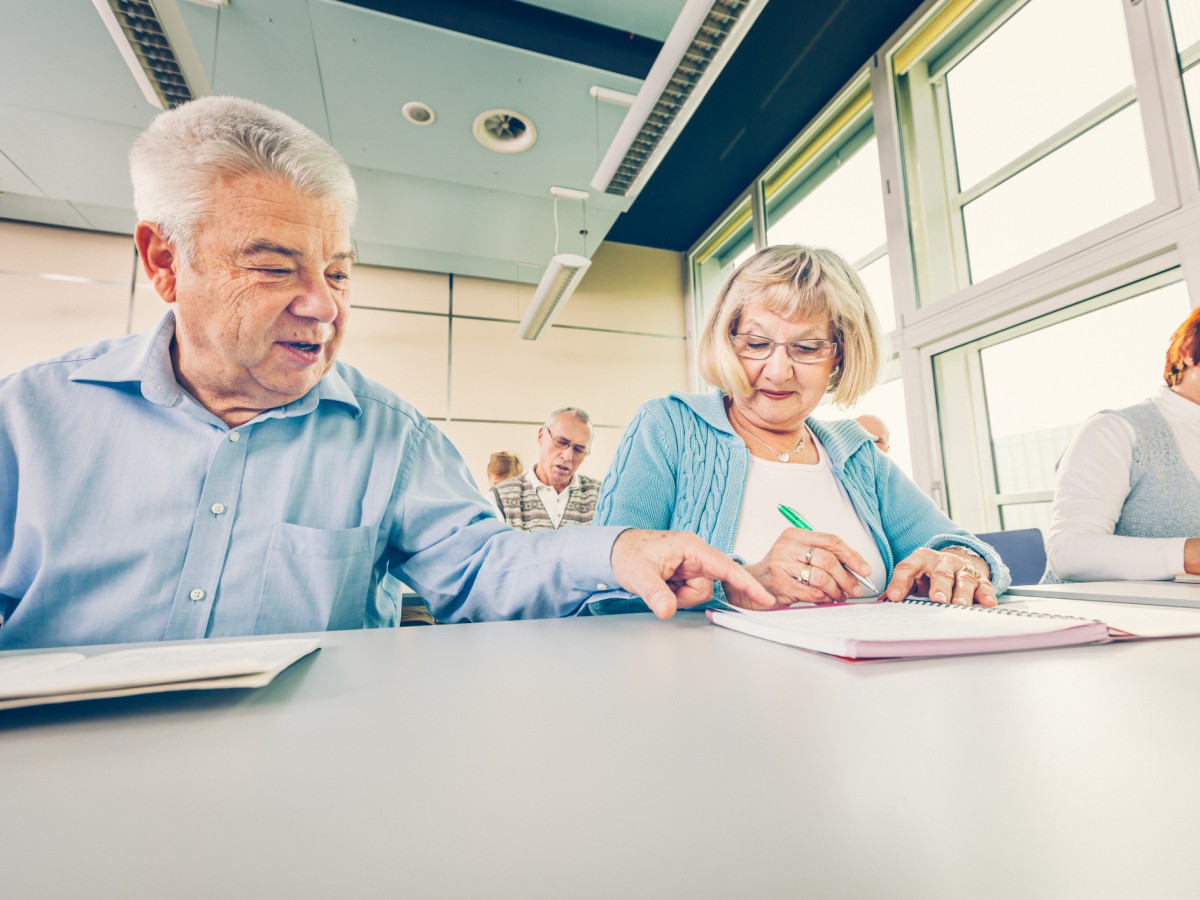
[777, 503, 879, 595]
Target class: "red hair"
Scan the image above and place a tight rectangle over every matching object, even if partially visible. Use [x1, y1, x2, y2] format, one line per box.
[1165, 306, 1200, 386]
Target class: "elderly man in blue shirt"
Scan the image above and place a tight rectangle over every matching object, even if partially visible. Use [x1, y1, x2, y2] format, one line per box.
[0, 96, 768, 649]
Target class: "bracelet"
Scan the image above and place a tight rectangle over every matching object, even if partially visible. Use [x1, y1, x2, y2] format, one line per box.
[943, 545, 990, 576]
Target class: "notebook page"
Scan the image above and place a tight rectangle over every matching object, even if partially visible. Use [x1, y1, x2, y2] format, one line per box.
[1005, 598, 1200, 638]
[0, 653, 85, 680]
[732, 601, 1096, 642]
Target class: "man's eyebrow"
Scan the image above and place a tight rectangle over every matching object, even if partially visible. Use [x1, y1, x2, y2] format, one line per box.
[238, 242, 357, 264]
[239, 240, 300, 258]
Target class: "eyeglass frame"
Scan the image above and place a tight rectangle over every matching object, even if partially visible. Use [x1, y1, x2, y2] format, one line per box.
[730, 332, 840, 365]
[543, 426, 591, 457]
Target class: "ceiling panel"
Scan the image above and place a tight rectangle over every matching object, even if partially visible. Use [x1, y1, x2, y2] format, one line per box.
[310, 1, 638, 201]
[518, 0, 685, 41]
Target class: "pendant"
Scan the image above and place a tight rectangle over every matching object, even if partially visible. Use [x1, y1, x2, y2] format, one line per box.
[778, 453, 790, 462]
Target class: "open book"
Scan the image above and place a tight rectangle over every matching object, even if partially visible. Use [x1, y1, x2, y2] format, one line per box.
[0, 637, 320, 710]
[707, 599, 1111, 660]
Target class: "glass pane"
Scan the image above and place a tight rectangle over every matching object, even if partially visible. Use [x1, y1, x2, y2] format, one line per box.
[814, 376, 912, 479]
[1169, 0, 1200, 54]
[980, 280, 1191, 495]
[946, 0, 1134, 189]
[1000, 503, 1052, 533]
[857, 253, 895, 335]
[692, 203, 754, 323]
[962, 104, 1153, 284]
[767, 136, 887, 268]
[1185, 65, 1200, 156]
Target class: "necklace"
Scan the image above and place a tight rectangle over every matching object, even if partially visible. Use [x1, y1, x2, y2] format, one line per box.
[743, 425, 808, 462]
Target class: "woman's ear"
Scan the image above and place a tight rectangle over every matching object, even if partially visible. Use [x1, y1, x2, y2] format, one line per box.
[134, 221, 180, 305]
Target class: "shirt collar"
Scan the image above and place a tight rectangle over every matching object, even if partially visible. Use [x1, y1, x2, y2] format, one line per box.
[526, 467, 577, 492]
[68, 310, 361, 420]
[1158, 385, 1200, 423]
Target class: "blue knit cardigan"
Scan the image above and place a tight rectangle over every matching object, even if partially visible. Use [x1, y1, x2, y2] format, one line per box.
[594, 391, 1010, 606]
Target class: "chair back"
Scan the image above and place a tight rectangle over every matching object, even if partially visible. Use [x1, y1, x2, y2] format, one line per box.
[975, 528, 1047, 586]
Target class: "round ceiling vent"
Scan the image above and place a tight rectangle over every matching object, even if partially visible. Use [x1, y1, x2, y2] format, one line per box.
[402, 101, 436, 126]
[472, 109, 537, 154]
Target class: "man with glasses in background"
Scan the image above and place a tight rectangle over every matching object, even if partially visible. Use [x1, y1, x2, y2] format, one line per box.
[493, 407, 599, 531]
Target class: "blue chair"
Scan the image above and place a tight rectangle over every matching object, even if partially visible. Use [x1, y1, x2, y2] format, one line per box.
[975, 528, 1047, 586]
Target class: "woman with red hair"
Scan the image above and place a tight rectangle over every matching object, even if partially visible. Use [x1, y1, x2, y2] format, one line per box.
[1046, 306, 1200, 582]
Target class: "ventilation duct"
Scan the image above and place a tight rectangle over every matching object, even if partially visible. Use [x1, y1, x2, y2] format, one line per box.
[590, 0, 766, 199]
[92, 0, 212, 109]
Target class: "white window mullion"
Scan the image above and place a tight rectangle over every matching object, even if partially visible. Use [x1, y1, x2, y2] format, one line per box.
[1126, 0, 1195, 204]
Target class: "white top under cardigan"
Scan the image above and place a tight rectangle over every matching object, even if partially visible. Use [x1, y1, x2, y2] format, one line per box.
[732, 433, 887, 597]
[1047, 387, 1200, 580]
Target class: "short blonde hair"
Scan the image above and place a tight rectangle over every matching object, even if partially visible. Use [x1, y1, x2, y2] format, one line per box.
[697, 245, 882, 405]
[487, 451, 524, 482]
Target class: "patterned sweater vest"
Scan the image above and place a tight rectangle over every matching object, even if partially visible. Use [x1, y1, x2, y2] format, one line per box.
[492, 474, 600, 532]
[1107, 400, 1200, 538]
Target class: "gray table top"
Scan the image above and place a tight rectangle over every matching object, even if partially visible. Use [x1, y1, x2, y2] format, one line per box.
[3, 612, 1199, 899]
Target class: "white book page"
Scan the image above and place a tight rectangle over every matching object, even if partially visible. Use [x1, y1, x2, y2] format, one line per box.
[0, 638, 320, 700]
[1005, 598, 1200, 638]
[731, 602, 1096, 642]
[0, 653, 85, 680]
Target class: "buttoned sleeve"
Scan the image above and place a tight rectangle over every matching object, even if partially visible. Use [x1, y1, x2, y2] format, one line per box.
[386, 422, 627, 622]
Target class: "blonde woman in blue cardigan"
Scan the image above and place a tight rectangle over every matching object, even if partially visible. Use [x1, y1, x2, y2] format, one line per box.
[595, 246, 1009, 610]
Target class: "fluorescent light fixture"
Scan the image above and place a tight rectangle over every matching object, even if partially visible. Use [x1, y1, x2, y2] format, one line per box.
[92, 0, 212, 109]
[516, 254, 592, 340]
[590, 0, 766, 198]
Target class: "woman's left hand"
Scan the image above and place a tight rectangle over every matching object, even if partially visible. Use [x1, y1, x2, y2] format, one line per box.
[883, 548, 998, 607]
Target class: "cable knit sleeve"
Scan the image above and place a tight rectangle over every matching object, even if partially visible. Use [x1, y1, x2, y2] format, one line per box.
[595, 400, 680, 531]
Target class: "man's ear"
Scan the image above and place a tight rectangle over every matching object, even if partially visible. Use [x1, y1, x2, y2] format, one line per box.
[134, 221, 180, 304]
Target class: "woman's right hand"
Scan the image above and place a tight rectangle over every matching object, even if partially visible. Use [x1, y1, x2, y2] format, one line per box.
[724, 528, 873, 609]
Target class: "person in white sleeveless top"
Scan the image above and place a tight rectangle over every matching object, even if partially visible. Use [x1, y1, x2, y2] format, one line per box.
[1046, 306, 1200, 582]
[594, 246, 1009, 612]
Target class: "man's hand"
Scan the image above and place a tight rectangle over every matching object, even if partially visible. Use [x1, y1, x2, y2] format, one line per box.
[610, 529, 773, 619]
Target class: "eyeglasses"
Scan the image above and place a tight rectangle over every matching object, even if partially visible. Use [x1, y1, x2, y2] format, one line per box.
[731, 332, 839, 365]
[545, 427, 590, 456]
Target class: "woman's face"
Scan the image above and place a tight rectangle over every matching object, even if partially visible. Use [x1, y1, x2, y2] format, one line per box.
[729, 303, 841, 432]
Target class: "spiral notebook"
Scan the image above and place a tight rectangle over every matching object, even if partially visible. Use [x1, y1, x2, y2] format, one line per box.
[707, 599, 1111, 660]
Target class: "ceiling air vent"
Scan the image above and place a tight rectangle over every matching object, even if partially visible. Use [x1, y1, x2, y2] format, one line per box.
[91, 0, 212, 110]
[591, 0, 766, 198]
[473, 109, 538, 154]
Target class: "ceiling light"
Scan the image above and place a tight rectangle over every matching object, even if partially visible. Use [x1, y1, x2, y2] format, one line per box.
[473, 109, 538, 154]
[516, 254, 592, 340]
[402, 101, 436, 126]
[590, 0, 766, 198]
[91, 0, 212, 110]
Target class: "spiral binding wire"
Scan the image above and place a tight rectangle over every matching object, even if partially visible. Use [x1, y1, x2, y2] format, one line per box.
[898, 598, 1091, 622]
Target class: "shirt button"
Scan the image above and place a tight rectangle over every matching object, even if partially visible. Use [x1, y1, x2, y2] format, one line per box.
[189, 588, 207, 602]
[228, 432, 240, 442]
[211, 503, 226, 515]
[596, 583, 609, 591]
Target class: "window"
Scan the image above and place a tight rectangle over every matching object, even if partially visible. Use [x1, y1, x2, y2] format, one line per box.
[1168, 0, 1200, 167]
[933, 273, 1191, 531]
[691, 198, 754, 326]
[895, 0, 1154, 302]
[763, 88, 896, 334]
[815, 366, 912, 478]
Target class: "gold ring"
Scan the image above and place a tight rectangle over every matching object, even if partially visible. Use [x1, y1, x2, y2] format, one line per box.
[956, 565, 984, 581]
[799, 564, 812, 585]
[803, 546, 815, 564]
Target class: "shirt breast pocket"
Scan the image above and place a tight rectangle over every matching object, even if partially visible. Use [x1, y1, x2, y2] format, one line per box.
[254, 523, 376, 635]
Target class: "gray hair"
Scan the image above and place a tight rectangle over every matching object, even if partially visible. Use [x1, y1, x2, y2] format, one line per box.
[697, 245, 882, 405]
[129, 96, 358, 262]
[545, 407, 593, 430]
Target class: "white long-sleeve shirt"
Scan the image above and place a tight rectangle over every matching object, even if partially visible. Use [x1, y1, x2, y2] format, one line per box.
[1046, 387, 1200, 581]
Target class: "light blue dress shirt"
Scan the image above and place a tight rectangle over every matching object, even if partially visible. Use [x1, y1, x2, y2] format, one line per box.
[0, 313, 624, 649]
